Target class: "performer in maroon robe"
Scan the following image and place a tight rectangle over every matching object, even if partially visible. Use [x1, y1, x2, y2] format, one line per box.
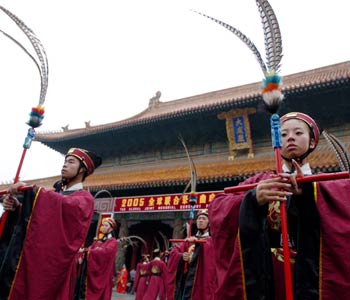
[75, 217, 118, 300]
[209, 112, 350, 300]
[142, 248, 167, 300]
[0, 148, 101, 300]
[167, 209, 216, 300]
[133, 254, 150, 300]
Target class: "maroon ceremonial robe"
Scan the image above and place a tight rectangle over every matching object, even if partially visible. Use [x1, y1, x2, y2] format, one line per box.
[2, 187, 94, 300]
[314, 180, 350, 299]
[133, 262, 150, 300]
[142, 258, 167, 300]
[166, 247, 182, 300]
[209, 173, 270, 300]
[167, 236, 216, 300]
[85, 236, 118, 300]
[210, 174, 350, 300]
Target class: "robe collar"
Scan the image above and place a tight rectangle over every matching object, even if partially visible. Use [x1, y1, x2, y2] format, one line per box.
[63, 182, 83, 192]
[282, 162, 312, 175]
[101, 233, 113, 242]
[196, 231, 210, 238]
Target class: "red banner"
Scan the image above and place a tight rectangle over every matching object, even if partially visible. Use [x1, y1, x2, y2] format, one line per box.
[114, 191, 221, 213]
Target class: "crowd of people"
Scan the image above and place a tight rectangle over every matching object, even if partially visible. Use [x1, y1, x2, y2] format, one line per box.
[129, 112, 350, 300]
[1, 112, 350, 300]
[126, 208, 214, 300]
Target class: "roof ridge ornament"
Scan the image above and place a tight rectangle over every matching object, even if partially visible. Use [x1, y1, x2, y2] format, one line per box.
[148, 91, 162, 109]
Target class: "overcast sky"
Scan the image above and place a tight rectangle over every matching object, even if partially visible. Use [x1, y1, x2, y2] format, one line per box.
[0, 0, 349, 183]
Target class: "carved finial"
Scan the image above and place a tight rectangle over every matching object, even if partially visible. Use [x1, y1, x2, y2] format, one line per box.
[149, 91, 161, 109]
[61, 124, 69, 132]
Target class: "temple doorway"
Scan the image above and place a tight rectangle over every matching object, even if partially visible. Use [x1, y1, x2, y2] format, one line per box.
[125, 220, 173, 269]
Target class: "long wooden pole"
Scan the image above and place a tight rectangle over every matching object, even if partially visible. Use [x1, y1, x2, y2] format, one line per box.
[270, 114, 293, 300]
[169, 239, 206, 244]
[0, 129, 35, 239]
[224, 172, 349, 194]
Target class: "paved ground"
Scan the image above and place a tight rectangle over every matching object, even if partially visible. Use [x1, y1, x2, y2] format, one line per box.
[111, 291, 136, 300]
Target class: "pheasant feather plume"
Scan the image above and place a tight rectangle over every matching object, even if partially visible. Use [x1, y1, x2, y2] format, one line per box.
[0, 5, 49, 127]
[192, 10, 267, 74]
[256, 0, 283, 73]
[193, 0, 284, 113]
[322, 130, 350, 172]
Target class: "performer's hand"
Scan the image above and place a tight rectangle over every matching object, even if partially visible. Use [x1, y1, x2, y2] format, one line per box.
[256, 176, 293, 206]
[185, 236, 198, 243]
[2, 195, 20, 211]
[7, 182, 26, 195]
[182, 252, 191, 262]
[278, 160, 303, 196]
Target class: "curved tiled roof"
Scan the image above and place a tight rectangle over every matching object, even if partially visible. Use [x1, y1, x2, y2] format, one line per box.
[36, 61, 350, 141]
[85, 141, 344, 190]
[11, 138, 346, 192]
[6, 61, 347, 192]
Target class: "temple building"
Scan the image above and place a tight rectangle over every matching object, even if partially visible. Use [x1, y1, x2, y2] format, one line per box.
[1, 61, 350, 268]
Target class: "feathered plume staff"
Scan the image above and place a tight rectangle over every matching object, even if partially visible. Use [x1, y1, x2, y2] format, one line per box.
[153, 236, 161, 251]
[0, 6, 49, 238]
[169, 135, 205, 272]
[122, 235, 148, 252]
[158, 231, 170, 263]
[158, 231, 169, 252]
[178, 134, 198, 232]
[193, 1, 293, 299]
[322, 130, 350, 172]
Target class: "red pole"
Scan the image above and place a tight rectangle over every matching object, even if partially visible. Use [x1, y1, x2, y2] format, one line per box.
[224, 172, 350, 193]
[0, 133, 32, 239]
[275, 148, 293, 300]
[169, 239, 206, 244]
[0, 185, 35, 196]
[183, 210, 194, 273]
[13, 148, 28, 184]
[0, 149, 29, 238]
[268, 114, 293, 300]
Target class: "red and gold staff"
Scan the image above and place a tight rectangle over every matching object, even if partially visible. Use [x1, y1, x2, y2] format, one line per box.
[0, 5, 48, 239]
[195, 2, 350, 300]
[169, 136, 206, 259]
[194, 0, 292, 298]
